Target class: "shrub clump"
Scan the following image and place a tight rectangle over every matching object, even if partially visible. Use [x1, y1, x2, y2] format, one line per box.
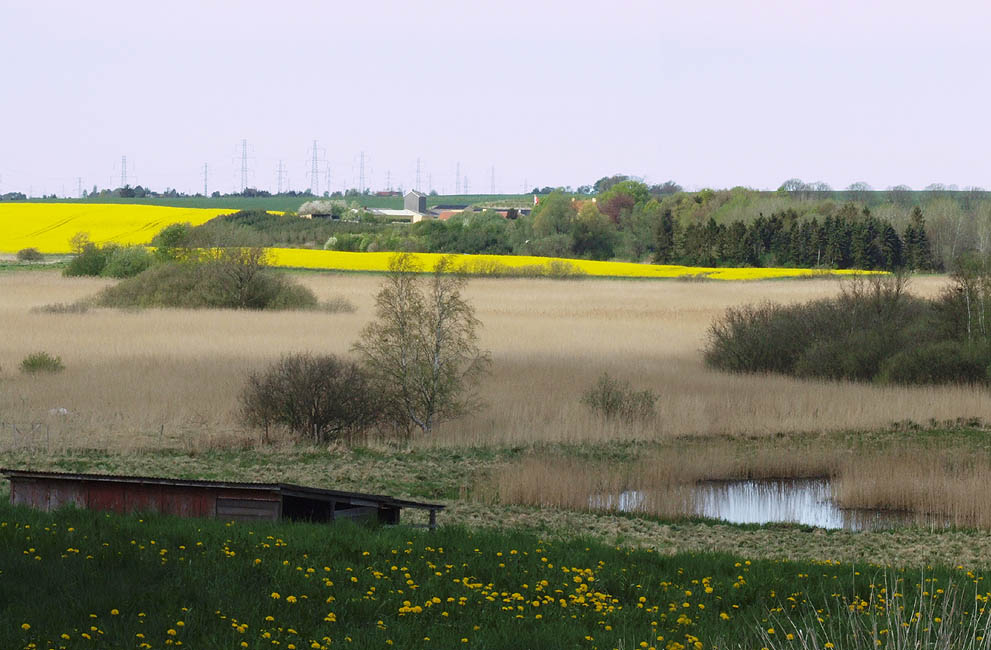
[239, 353, 380, 443]
[64, 240, 154, 279]
[20, 351, 64, 374]
[29, 302, 89, 314]
[102, 245, 154, 278]
[63, 242, 111, 277]
[878, 341, 991, 385]
[581, 373, 657, 422]
[704, 271, 991, 386]
[321, 295, 357, 313]
[96, 249, 317, 311]
[16, 247, 43, 262]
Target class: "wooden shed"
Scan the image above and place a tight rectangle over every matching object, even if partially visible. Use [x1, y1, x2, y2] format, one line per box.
[1, 469, 443, 528]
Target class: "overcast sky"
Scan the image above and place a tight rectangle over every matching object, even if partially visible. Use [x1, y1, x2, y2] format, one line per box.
[2, 0, 990, 197]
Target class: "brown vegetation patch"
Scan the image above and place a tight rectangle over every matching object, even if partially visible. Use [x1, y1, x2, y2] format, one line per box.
[1, 271, 974, 448]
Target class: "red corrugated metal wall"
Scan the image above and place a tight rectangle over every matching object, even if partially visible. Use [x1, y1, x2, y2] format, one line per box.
[11, 477, 280, 521]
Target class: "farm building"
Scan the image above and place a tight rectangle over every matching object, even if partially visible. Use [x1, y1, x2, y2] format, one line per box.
[367, 208, 420, 221]
[2, 468, 444, 528]
[404, 190, 427, 215]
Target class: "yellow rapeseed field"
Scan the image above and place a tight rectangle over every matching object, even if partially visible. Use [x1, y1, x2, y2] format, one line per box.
[1, 202, 879, 280]
[267, 248, 876, 280]
[0, 202, 234, 254]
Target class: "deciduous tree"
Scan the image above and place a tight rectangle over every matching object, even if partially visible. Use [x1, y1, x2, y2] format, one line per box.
[354, 254, 490, 437]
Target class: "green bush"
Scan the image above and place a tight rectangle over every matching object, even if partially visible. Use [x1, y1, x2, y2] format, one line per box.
[793, 329, 905, 382]
[704, 274, 940, 383]
[704, 301, 813, 375]
[581, 373, 656, 422]
[101, 245, 154, 278]
[150, 223, 193, 261]
[20, 351, 64, 374]
[96, 254, 318, 311]
[63, 243, 111, 277]
[879, 341, 991, 385]
[16, 247, 43, 262]
[520, 234, 572, 258]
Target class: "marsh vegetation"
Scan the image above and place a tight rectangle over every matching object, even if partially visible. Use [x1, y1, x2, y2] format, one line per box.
[0, 270, 975, 449]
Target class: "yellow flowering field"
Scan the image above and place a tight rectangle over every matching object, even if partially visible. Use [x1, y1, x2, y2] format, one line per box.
[0, 203, 233, 254]
[0, 202, 882, 280]
[267, 248, 877, 281]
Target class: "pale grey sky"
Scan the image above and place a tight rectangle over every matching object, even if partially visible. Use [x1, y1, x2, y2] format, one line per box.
[2, 0, 990, 196]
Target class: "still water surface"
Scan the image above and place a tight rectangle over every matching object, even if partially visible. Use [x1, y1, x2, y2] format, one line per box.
[601, 479, 934, 531]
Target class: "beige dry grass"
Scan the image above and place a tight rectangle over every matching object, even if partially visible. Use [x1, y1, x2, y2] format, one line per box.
[0, 270, 982, 449]
[496, 436, 991, 530]
[834, 451, 991, 528]
[495, 438, 843, 518]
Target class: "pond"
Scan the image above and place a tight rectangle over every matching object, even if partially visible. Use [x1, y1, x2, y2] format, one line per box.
[598, 479, 937, 531]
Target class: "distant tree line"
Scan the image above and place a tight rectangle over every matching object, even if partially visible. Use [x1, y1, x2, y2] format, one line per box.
[656, 205, 936, 271]
[81, 185, 314, 200]
[178, 191, 940, 272]
[23, 172, 991, 271]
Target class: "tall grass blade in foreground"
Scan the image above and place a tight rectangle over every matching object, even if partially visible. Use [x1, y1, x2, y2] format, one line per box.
[758, 573, 991, 650]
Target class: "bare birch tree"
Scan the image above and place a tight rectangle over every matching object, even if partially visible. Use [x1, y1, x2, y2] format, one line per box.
[354, 253, 490, 437]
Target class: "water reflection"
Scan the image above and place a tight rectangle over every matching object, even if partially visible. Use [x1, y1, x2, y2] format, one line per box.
[695, 479, 875, 531]
[598, 479, 937, 531]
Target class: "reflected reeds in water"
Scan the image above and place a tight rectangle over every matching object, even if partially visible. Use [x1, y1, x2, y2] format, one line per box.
[594, 479, 942, 531]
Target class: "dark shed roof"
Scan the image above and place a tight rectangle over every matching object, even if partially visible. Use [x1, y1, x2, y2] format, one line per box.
[1, 468, 444, 526]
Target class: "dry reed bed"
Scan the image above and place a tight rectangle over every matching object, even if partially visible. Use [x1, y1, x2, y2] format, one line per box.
[0, 271, 978, 450]
[496, 440, 991, 529]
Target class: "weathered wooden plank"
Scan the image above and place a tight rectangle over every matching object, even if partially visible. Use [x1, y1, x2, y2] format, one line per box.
[333, 506, 378, 520]
[215, 497, 280, 521]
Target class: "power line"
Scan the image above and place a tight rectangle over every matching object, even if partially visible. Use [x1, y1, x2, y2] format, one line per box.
[276, 160, 286, 194]
[310, 139, 320, 195]
[415, 157, 421, 191]
[455, 162, 461, 195]
[359, 151, 365, 194]
[121, 156, 127, 187]
[240, 139, 248, 192]
[77, 177, 83, 198]
[203, 163, 208, 196]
